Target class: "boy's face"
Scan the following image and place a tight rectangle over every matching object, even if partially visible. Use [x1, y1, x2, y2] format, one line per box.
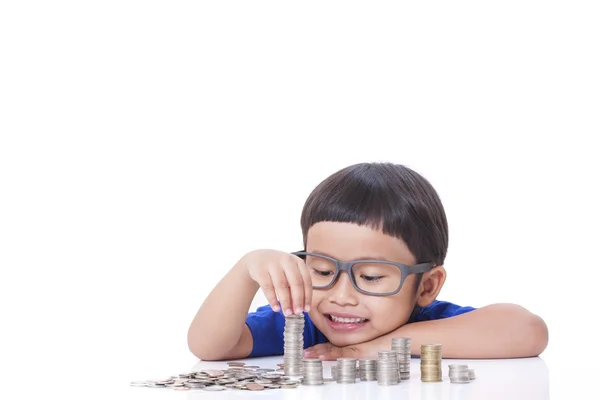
[306, 221, 421, 347]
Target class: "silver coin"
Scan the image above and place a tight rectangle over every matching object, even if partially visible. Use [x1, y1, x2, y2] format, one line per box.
[203, 385, 226, 391]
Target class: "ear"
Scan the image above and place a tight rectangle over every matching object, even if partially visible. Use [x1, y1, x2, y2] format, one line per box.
[416, 265, 447, 307]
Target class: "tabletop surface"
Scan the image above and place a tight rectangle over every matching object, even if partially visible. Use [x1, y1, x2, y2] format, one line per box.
[125, 355, 549, 400]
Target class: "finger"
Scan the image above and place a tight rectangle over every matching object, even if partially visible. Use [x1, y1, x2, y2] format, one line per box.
[254, 270, 281, 312]
[267, 264, 293, 316]
[282, 261, 305, 315]
[296, 258, 312, 312]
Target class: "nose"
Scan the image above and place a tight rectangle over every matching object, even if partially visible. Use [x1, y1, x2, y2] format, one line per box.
[326, 272, 359, 306]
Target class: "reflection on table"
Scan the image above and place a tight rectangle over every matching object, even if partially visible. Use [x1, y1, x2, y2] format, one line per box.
[185, 355, 549, 400]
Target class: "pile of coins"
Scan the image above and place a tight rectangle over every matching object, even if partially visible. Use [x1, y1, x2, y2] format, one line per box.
[302, 358, 324, 385]
[420, 344, 442, 382]
[448, 364, 470, 383]
[130, 362, 301, 391]
[376, 351, 399, 385]
[336, 358, 358, 383]
[391, 337, 411, 380]
[358, 359, 377, 381]
[283, 314, 305, 377]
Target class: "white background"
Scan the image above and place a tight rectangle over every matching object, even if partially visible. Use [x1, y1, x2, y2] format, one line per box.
[1, 1, 598, 399]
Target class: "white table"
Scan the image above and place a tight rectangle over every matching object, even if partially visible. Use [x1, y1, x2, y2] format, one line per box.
[126, 356, 549, 399]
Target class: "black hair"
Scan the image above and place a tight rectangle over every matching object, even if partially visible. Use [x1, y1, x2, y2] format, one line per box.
[300, 162, 448, 266]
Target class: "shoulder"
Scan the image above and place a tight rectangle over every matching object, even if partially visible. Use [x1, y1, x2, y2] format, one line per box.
[413, 300, 476, 321]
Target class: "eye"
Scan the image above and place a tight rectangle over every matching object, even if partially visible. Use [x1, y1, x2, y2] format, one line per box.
[361, 275, 384, 282]
[312, 269, 333, 277]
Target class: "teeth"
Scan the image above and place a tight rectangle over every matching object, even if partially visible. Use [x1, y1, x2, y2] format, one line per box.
[330, 315, 366, 323]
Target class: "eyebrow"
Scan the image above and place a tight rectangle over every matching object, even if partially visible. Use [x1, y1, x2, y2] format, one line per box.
[310, 250, 392, 262]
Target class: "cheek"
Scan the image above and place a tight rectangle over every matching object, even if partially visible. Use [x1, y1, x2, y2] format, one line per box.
[366, 298, 413, 326]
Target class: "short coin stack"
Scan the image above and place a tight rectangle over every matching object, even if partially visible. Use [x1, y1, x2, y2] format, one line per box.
[448, 364, 470, 383]
[336, 358, 357, 383]
[283, 314, 305, 377]
[468, 368, 476, 380]
[302, 359, 324, 385]
[358, 359, 377, 381]
[391, 337, 411, 380]
[420, 344, 442, 382]
[376, 351, 399, 385]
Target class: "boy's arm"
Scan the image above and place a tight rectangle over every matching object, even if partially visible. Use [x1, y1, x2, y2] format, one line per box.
[187, 262, 258, 361]
[305, 303, 548, 360]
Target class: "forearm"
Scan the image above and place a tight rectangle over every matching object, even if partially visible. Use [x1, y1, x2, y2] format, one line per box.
[371, 303, 548, 359]
[187, 261, 258, 360]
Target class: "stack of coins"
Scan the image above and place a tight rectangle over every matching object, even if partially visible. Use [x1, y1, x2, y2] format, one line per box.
[358, 359, 377, 381]
[448, 364, 470, 383]
[336, 358, 357, 384]
[420, 344, 442, 382]
[302, 359, 324, 385]
[468, 368, 476, 380]
[331, 365, 337, 380]
[376, 351, 399, 385]
[283, 314, 304, 376]
[391, 337, 411, 380]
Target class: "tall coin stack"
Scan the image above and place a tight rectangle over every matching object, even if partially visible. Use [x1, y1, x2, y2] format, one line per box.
[376, 351, 399, 385]
[420, 344, 442, 382]
[336, 358, 357, 383]
[283, 314, 304, 377]
[302, 359, 324, 385]
[391, 337, 411, 380]
[358, 359, 377, 381]
[448, 364, 470, 384]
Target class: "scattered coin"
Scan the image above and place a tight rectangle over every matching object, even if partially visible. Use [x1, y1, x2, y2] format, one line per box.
[203, 385, 226, 391]
[468, 368, 476, 380]
[174, 387, 190, 391]
[247, 383, 264, 391]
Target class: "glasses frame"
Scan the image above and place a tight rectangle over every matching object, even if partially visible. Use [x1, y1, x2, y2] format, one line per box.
[291, 251, 435, 297]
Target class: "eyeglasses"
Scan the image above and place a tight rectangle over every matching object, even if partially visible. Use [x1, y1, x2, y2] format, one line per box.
[292, 251, 435, 296]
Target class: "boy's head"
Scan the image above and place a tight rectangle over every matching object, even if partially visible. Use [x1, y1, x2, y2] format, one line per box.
[299, 162, 448, 346]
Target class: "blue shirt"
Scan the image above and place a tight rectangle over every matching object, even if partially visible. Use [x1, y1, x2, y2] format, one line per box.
[245, 300, 476, 357]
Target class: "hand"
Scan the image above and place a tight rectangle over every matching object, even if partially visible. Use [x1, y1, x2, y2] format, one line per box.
[243, 249, 312, 316]
[303, 342, 367, 361]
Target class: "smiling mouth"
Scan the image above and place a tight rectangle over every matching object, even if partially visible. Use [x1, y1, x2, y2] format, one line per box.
[326, 314, 369, 324]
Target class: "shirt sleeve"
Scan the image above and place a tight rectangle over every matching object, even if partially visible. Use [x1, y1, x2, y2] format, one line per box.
[413, 300, 476, 321]
[245, 305, 327, 358]
[245, 305, 285, 358]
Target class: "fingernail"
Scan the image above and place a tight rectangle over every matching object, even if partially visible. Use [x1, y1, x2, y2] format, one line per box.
[295, 307, 303, 315]
[284, 309, 292, 316]
[272, 305, 280, 312]
[304, 305, 311, 312]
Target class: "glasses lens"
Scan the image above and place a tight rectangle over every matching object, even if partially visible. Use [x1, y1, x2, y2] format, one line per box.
[352, 262, 402, 294]
[304, 254, 337, 287]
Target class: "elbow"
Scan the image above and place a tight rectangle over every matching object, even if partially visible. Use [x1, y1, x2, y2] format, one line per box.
[187, 328, 230, 361]
[525, 313, 549, 357]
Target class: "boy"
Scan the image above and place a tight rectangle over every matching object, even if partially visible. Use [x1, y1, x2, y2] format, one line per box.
[188, 162, 548, 361]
